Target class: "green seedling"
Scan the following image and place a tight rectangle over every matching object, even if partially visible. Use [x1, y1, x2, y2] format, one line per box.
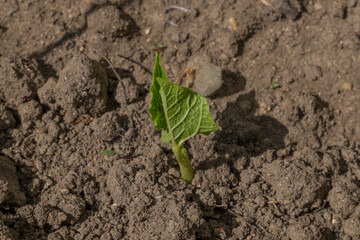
[100, 150, 131, 156]
[100, 150, 118, 156]
[148, 53, 218, 183]
[270, 83, 280, 89]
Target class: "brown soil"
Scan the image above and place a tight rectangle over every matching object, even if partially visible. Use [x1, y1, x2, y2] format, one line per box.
[1, 0, 360, 239]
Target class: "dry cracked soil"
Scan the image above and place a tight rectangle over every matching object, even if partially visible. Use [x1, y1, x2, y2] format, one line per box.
[0, 0, 360, 239]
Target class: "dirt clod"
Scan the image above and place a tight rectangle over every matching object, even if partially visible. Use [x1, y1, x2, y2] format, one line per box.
[18, 100, 43, 129]
[55, 53, 108, 117]
[263, 158, 330, 216]
[0, 156, 26, 207]
[90, 111, 128, 142]
[328, 178, 359, 218]
[38, 77, 57, 109]
[0, 57, 37, 107]
[343, 206, 360, 238]
[286, 221, 324, 240]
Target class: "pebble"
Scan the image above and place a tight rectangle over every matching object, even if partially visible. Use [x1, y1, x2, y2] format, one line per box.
[194, 63, 223, 96]
[274, 0, 301, 20]
[145, 28, 151, 35]
[60, 188, 70, 195]
[228, 17, 237, 31]
[342, 82, 353, 90]
[214, 228, 226, 239]
[314, 1, 323, 10]
[0, 105, 16, 131]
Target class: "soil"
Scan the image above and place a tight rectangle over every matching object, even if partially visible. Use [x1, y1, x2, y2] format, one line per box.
[0, 0, 360, 239]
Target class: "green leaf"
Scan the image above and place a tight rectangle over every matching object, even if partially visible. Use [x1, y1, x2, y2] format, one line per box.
[148, 53, 218, 146]
[148, 53, 168, 131]
[270, 83, 280, 89]
[100, 150, 117, 156]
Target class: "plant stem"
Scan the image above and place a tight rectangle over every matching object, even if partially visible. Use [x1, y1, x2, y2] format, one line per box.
[172, 144, 194, 183]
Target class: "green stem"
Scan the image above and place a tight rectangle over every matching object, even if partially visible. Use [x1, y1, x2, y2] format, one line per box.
[172, 144, 194, 183]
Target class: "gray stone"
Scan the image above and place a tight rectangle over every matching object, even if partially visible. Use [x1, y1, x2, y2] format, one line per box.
[194, 63, 223, 96]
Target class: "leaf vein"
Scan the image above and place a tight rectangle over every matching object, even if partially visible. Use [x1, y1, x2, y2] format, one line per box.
[171, 95, 191, 131]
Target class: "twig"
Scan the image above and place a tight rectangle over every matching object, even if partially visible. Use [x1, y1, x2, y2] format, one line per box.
[80, 41, 135, 151]
[165, 5, 190, 13]
[227, 209, 280, 240]
[117, 53, 152, 75]
[165, 21, 178, 27]
[73, 119, 92, 125]
[260, 0, 274, 8]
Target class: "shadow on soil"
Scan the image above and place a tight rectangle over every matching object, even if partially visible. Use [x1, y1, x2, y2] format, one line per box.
[215, 90, 288, 155]
[198, 71, 288, 172]
[211, 70, 247, 98]
[29, 1, 138, 59]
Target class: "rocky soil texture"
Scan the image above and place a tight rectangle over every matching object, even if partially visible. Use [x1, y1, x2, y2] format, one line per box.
[0, 0, 360, 239]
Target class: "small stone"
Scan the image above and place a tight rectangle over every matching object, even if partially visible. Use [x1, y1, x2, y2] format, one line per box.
[314, 1, 323, 10]
[278, 149, 288, 157]
[228, 17, 237, 31]
[214, 228, 226, 238]
[145, 188, 153, 195]
[274, 0, 301, 20]
[194, 63, 223, 96]
[145, 28, 151, 35]
[342, 82, 353, 90]
[0, 104, 16, 130]
[259, 102, 267, 111]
